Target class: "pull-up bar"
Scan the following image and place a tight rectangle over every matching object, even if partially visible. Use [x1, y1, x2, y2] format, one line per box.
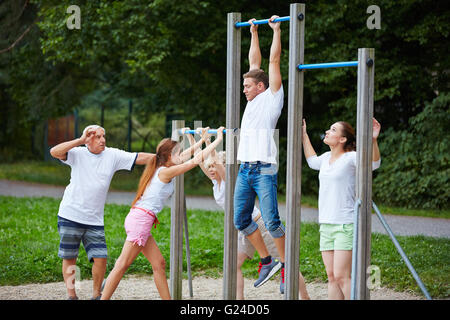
[179, 129, 232, 134]
[298, 61, 358, 70]
[235, 16, 290, 28]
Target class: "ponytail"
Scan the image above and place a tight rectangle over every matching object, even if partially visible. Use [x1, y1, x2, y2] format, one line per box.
[131, 155, 157, 207]
[337, 121, 356, 152]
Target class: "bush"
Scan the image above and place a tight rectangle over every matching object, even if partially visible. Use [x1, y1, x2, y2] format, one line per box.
[374, 93, 450, 209]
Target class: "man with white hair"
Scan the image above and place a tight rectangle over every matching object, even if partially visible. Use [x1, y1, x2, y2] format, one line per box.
[50, 124, 154, 300]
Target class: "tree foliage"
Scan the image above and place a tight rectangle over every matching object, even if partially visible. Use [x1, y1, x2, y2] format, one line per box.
[1, 0, 448, 209]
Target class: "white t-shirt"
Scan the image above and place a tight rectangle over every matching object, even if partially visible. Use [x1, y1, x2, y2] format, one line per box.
[58, 146, 137, 226]
[212, 180, 260, 219]
[237, 86, 284, 164]
[134, 166, 174, 216]
[306, 151, 381, 224]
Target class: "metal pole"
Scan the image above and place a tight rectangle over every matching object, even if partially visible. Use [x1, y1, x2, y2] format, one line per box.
[128, 100, 132, 152]
[372, 202, 432, 300]
[355, 48, 375, 300]
[285, 3, 305, 300]
[170, 119, 185, 300]
[183, 197, 193, 297]
[235, 16, 290, 28]
[100, 104, 105, 128]
[74, 108, 79, 138]
[180, 129, 229, 135]
[223, 12, 241, 300]
[298, 61, 358, 70]
[351, 198, 361, 300]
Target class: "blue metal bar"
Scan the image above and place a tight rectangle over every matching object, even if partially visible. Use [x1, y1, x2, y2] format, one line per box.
[372, 202, 432, 300]
[179, 129, 228, 135]
[235, 16, 290, 28]
[298, 61, 358, 70]
[351, 198, 361, 300]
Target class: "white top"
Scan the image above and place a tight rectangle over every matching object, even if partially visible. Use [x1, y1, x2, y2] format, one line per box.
[212, 180, 260, 219]
[134, 166, 174, 215]
[306, 151, 381, 224]
[237, 86, 284, 164]
[58, 146, 137, 226]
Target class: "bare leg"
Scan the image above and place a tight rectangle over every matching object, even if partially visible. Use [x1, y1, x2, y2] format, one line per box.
[321, 250, 344, 300]
[92, 258, 107, 298]
[246, 228, 269, 259]
[141, 236, 171, 300]
[62, 258, 78, 299]
[298, 271, 310, 300]
[333, 250, 352, 300]
[101, 241, 142, 300]
[236, 252, 249, 300]
[272, 235, 286, 263]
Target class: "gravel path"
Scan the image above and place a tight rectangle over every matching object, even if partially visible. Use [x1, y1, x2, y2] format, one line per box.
[1, 179, 449, 238]
[0, 275, 422, 300]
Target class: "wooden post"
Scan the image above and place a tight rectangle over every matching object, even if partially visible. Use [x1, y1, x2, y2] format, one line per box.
[355, 48, 375, 300]
[223, 12, 241, 300]
[170, 119, 185, 300]
[285, 3, 305, 300]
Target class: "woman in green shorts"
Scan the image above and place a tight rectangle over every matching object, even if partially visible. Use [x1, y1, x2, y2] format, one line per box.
[302, 118, 381, 299]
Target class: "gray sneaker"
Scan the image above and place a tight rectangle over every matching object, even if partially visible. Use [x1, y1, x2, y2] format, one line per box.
[254, 258, 282, 288]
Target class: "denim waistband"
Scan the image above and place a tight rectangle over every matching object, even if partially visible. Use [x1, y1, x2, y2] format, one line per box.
[242, 161, 272, 167]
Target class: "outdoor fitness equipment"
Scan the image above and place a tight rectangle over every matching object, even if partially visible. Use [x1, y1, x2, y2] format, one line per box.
[168, 3, 430, 301]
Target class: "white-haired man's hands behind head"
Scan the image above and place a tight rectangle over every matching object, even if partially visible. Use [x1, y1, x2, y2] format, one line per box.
[50, 124, 103, 160]
[80, 125, 105, 145]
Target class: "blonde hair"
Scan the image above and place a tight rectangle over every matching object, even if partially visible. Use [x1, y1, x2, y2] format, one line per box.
[204, 151, 226, 170]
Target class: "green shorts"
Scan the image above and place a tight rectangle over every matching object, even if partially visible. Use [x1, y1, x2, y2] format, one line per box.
[319, 223, 354, 251]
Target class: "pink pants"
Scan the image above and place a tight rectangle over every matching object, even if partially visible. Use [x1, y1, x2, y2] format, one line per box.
[124, 207, 159, 247]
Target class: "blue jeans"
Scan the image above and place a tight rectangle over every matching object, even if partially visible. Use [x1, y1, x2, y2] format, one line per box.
[234, 162, 285, 238]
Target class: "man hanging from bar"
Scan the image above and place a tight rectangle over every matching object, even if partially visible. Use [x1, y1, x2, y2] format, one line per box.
[234, 16, 288, 291]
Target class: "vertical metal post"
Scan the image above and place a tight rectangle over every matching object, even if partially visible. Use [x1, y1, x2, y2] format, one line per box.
[74, 108, 79, 138]
[170, 119, 185, 300]
[183, 197, 194, 297]
[128, 99, 132, 152]
[355, 48, 375, 300]
[285, 3, 305, 300]
[223, 12, 241, 300]
[100, 104, 105, 128]
[44, 120, 49, 161]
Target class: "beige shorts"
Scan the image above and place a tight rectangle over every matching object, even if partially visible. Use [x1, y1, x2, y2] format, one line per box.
[238, 215, 279, 259]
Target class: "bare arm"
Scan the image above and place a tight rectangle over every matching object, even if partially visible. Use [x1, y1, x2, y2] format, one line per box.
[372, 118, 381, 161]
[268, 15, 282, 93]
[179, 127, 212, 162]
[135, 152, 155, 165]
[302, 119, 317, 159]
[50, 127, 94, 160]
[159, 127, 225, 183]
[198, 137, 214, 180]
[248, 19, 261, 71]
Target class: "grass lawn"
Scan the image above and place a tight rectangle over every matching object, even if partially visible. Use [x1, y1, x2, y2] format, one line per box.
[0, 196, 448, 298]
[0, 161, 448, 218]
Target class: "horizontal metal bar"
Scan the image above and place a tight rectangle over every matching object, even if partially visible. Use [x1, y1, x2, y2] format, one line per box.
[297, 61, 358, 70]
[179, 129, 229, 135]
[235, 16, 290, 28]
[372, 202, 432, 300]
